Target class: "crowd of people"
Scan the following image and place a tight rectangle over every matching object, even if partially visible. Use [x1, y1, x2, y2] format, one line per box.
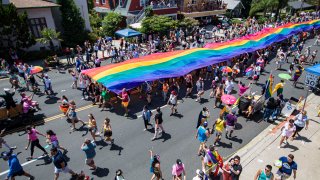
[0, 11, 319, 180]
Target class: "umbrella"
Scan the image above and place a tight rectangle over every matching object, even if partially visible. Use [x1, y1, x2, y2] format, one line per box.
[278, 73, 291, 80]
[220, 66, 232, 73]
[245, 67, 253, 73]
[221, 94, 237, 105]
[30, 66, 43, 74]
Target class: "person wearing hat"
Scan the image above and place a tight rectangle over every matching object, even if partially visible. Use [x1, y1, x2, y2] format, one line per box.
[225, 110, 237, 139]
[192, 169, 205, 180]
[1, 151, 35, 180]
[172, 159, 186, 180]
[149, 150, 163, 180]
[0, 88, 17, 120]
[115, 169, 125, 180]
[168, 90, 178, 116]
[196, 121, 210, 156]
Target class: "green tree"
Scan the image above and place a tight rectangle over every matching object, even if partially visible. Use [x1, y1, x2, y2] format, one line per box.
[144, 6, 154, 17]
[178, 17, 199, 29]
[102, 12, 123, 37]
[0, 3, 35, 49]
[241, 0, 254, 17]
[88, 10, 103, 41]
[141, 15, 176, 35]
[57, 0, 86, 47]
[87, 0, 94, 11]
[250, 0, 277, 16]
[36, 28, 62, 51]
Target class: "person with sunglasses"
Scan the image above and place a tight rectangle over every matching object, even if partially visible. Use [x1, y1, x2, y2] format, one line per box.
[254, 165, 274, 180]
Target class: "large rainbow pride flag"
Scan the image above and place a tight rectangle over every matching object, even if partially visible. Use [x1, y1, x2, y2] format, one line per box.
[83, 20, 320, 93]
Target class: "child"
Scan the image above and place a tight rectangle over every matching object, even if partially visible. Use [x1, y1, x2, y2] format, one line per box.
[46, 130, 68, 154]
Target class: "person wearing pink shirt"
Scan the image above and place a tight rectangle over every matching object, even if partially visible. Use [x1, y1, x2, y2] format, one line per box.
[172, 159, 186, 180]
[238, 81, 251, 96]
[20, 92, 40, 114]
[25, 126, 48, 160]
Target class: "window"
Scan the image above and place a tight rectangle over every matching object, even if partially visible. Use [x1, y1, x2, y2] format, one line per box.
[28, 18, 47, 38]
[102, 0, 106, 4]
[191, 0, 196, 4]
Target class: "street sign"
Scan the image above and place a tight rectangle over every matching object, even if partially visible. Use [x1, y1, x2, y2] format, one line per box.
[305, 73, 319, 88]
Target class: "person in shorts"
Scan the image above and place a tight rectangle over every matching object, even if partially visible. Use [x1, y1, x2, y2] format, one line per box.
[117, 88, 130, 117]
[168, 90, 178, 116]
[81, 139, 97, 171]
[2, 151, 35, 180]
[172, 159, 186, 180]
[213, 118, 225, 145]
[50, 147, 77, 180]
[225, 110, 237, 138]
[276, 154, 297, 180]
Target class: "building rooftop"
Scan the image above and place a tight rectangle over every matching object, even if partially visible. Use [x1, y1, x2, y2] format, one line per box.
[10, 0, 60, 9]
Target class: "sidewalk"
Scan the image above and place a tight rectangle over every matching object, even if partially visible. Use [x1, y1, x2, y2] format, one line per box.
[237, 93, 320, 179]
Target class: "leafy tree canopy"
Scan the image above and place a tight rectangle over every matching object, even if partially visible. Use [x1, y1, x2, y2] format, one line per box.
[57, 0, 86, 47]
[0, 3, 35, 49]
[141, 15, 176, 34]
[102, 12, 123, 37]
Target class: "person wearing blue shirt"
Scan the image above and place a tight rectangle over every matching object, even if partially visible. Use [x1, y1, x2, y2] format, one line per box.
[196, 121, 209, 156]
[1, 151, 34, 180]
[276, 154, 297, 180]
[81, 139, 97, 171]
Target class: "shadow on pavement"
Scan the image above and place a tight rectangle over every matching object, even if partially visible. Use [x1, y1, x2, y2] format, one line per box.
[216, 141, 232, 149]
[229, 136, 243, 144]
[110, 143, 123, 155]
[92, 167, 109, 178]
[283, 143, 299, 152]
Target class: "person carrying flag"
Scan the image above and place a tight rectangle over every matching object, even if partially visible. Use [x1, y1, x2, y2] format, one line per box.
[272, 80, 285, 96]
[202, 145, 223, 177]
[264, 74, 273, 99]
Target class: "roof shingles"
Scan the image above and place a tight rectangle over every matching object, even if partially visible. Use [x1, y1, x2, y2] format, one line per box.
[10, 0, 60, 9]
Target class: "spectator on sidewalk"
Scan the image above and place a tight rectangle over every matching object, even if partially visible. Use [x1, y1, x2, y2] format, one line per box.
[254, 164, 274, 180]
[276, 154, 297, 180]
[292, 110, 309, 138]
[278, 119, 296, 148]
[230, 155, 242, 180]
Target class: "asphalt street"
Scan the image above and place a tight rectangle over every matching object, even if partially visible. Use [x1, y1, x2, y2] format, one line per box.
[0, 38, 319, 180]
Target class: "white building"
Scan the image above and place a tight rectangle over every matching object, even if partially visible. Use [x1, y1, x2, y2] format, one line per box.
[2, 0, 61, 51]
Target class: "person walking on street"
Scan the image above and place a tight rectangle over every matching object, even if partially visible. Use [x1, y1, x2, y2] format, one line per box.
[168, 90, 178, 116]
[149, 150, 163, 180]
[100, 87, 114, 111]
[197, 107, 210, 129]
[1, 151, 35, 180]
[46, 130, 68, 154]
[213, 118, 226, 145]
[50, 147, 78, 180]
[196, 121, 209, 156]
[142, 105, 153, 131]
[225, 110, 237, 138]
[213, 84, 224, 108]
[25, 126, 48, 160]
[81, 139, 97, 171]
[172, 159, 187, 180]
[102, 117, 114, 144]
[292, 110, 309, 138]
[275, 154, 297, 180]
[152, 107, 165, 141]
[86, 113, 102, 142]
[196, 77, 205, 102]
[230, 155, 242, 180]
[185, 74, 193, 98]
[254, 164, 274, 180]
[66, 104, 86, 131]
[117, 88, 130, 117]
